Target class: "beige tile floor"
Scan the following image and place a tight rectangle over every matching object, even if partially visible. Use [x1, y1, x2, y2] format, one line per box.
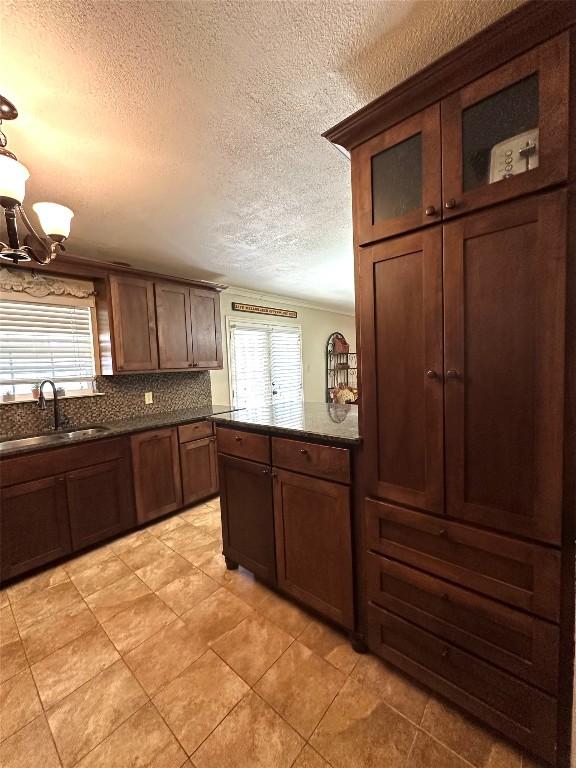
[0, 497, 546, 768]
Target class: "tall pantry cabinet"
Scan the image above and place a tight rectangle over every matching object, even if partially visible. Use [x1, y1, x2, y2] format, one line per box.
[324, 4, 576, 766]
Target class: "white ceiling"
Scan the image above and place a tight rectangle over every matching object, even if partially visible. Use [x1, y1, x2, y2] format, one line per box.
[1, 0, 523, 312]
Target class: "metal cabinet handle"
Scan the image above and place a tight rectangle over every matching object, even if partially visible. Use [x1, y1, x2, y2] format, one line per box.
[425, 206, 436, 216]
[445, 369, 459, 379]
[425, 370, 437, 379]
[434, 528, 448, 537]
[444, 198, 457, 210]
[441, 647, 450, 659]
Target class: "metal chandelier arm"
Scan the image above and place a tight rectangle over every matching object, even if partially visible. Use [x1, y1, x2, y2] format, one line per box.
[16, 204, 64, 265]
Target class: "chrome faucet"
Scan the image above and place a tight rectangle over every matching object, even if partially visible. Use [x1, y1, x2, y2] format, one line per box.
[37, 380, 62, 431]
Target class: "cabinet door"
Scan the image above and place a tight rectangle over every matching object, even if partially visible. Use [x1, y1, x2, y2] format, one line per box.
[359, 227, 444, 513]
[1, 477, 71, 581]
[155, 282, 193, 369]
[66, 459, 135, 551]
[219, 454, 275, 582]
[274, 469, 353, 629]
[443, 192, 566, 544]
[190, 289, 222, 369]
[441, 34, 569, 218]
[354, 104, 441, 244]
[109, 275, 158, 371]
[131, 429, 182, 523]
[181, 437, 218, 506]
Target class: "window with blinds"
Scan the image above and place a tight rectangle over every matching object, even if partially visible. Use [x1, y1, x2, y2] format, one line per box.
[0, 299, 97, 400]
[229, 320, 303, 408]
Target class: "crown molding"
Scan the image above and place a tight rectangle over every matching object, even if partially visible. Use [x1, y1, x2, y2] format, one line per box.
[223, 285, 355, 317]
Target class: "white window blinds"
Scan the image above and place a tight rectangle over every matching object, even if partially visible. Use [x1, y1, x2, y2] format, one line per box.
[229, 320, 303, 408]
[0, 299, 96, 396]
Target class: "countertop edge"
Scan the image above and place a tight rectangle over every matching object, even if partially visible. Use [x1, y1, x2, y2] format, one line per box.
[210, 415, 361, 446]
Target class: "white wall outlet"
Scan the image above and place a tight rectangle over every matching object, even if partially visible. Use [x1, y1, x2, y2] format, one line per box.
[144, 391, 153, 405]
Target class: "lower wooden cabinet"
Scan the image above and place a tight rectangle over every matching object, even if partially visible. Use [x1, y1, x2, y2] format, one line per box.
[219, 453, 276, 582]
[1, 476, 71, 581]
[131, 428, 182, 523]
[181, 436, 218, 505]
[273, 468, 354, 629]
[66, 458, 135, 551]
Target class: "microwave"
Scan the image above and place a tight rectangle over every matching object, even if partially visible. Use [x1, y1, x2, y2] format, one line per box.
[489, 128, 539, 184]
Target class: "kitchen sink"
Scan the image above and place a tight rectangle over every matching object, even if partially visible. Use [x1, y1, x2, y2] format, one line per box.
[0, 426, 111, 453]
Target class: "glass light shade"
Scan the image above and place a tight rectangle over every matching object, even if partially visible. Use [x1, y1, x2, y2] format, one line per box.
[0, 154, 30, 204]
[33, 202, 74, 239]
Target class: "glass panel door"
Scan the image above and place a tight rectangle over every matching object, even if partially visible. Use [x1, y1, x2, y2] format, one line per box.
[442, 34, 569, 217]
[355, 104, 441, 244]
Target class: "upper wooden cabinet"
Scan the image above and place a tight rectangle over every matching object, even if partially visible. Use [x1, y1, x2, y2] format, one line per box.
[353, 33, 570, 244]
[155, 281, 193, 369]
[355, 104, 441, 244]
[109, 275, 158, 371]
[101, 274, 223, 373]
[441, 34, 569, 218]
[189, 288, 223, 369]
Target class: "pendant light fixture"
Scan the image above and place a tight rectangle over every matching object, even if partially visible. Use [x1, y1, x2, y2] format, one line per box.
[0, 94, 74, 265]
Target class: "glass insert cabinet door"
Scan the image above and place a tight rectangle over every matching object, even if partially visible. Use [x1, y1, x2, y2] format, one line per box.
[354, 104, 441, 245]
[441, 33, 569, 218]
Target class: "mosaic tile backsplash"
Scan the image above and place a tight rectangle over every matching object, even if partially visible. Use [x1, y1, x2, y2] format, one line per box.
[0, 371, 212, 438]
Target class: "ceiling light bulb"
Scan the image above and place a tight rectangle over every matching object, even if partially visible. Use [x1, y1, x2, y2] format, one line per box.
[0, 155, 30, 205]
[32, 202, 74, 240]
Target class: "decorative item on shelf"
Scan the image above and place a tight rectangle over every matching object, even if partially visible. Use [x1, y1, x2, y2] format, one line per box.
[326, 331, 358, 404]
[0, 94, 74, 265]
[31, 382, 40, 399]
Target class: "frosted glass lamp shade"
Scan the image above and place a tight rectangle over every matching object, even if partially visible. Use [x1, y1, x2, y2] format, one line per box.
[33, 202, 74, 239]
[0, 155, 29, 204]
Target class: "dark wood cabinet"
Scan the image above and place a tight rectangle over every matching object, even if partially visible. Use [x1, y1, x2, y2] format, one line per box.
[326, 9, 575, 764]
[441, 34, 569, 219]
[131, 428, 182, 523]
[190, 288, 222, 369]
[109, 275, 158, 371]
[444, 193, 565, 544]
[359, 227, 444, 514]
[181, 436, 218, 506]
[219, 453, 276, 582]
[1, 476, 71, 581]
[355, 104, 441, 244]
[273, 468, 354, 629]
[155, 281, 193, 369]
[66, 458, 135, 551]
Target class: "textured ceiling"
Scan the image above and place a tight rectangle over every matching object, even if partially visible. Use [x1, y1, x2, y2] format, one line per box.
[1, 0, 524, 312]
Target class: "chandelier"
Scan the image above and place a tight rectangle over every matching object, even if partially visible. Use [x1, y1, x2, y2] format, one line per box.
[0, 94, 74, 265]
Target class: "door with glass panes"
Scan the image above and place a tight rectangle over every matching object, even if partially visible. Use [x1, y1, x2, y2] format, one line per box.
[441, 34, 569, 217]
[228, 321, 303, 409]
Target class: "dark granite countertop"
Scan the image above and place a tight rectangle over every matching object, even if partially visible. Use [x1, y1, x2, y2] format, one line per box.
[210, 402, 360, 445]
[0, 405, 237, 458]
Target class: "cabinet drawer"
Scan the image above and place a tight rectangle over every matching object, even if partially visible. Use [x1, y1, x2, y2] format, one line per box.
[367, 604, 557, 765]
[367, 553, 558, 693]
[178, 420, 213, 443]
[366, 498, 561, 622]
[272, 437, 350, 483]
[0, 437, 128, 488]
[216, 427, 270, 464]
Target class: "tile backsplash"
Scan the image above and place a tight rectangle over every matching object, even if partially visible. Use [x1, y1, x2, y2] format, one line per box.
[0, 372, 212, 438]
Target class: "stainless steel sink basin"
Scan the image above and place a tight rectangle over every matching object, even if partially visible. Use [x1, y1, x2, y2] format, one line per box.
[0, 426, 111, 453]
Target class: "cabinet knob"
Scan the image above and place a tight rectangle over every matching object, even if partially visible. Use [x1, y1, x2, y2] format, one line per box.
[444, 198, 457, 210]
[445, 369, 459, 379]
[425, 370, 437, 379]
[261, 468, 269, 475]
[234, 435, 242, 442]
[299, 448, 308, 455]
[435, 528, 448, 537]
[441, 647, 450, 659]
[424, 206, 436, 216]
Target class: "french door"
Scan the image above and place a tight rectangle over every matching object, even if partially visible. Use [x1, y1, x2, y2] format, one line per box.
[228, 320, 303, 409]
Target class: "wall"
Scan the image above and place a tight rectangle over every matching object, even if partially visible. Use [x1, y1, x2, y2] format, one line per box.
[0, 371, 211, 438]
[211, 288, 356, 406]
